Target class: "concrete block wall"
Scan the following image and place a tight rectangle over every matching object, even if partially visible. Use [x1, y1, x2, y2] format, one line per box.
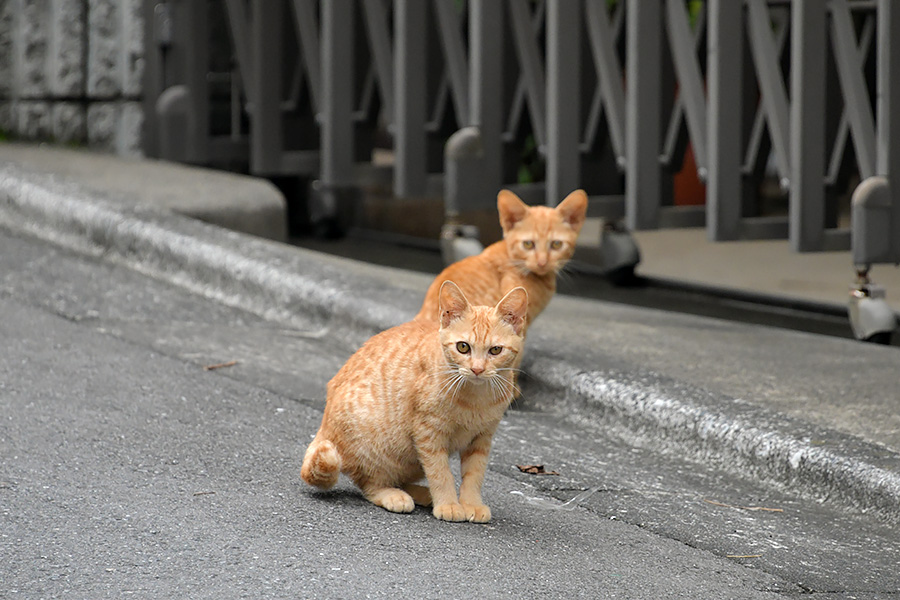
[0, 0, 144, 156]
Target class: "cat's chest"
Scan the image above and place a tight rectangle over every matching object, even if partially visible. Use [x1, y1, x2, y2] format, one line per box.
[501, 269, 554, 304]
[444, 395, 506, 451]
[446, 422, 488, 453]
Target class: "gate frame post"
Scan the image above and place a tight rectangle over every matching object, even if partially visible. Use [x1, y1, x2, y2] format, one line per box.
[790, 0, 827, 252]
[877, 0, 900, 265]
[625, 0, 664, 230]
[707, 0, 744, 241]
[546, 0, 582, 206]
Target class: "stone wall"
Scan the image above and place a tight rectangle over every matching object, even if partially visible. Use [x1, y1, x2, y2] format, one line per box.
[0, 0, 144, 156]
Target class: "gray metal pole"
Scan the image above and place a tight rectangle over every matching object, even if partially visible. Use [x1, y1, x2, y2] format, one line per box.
[790, 0, 827, 252]
[851, 0, 900, 267]
[291, 0, 322, 114]
[250, 1, 283, 174]
[832, 0, 877, 180]
[316, 0, 355, 226]
[141, 1, 163, 157]
[394, 0, 427, 197]
[223, 0, 254, 106]
[625, 0, 663, 230]
[877, 0, 900, 263]
[706, 0, 743, 241]
[665, 0, 707, 175]
[469, 0, 503, 200]
[848, 0, 899, 343]
[546, 0, 582, 206]
[508, 0, 546, 149]
[434, 0, 470, 126]
[186, 0, 209, 164]
[585, 1, 626, 167]
[321, 0, 354, 187]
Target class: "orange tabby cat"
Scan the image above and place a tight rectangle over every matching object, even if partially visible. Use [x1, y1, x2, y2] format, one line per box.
[415, 189, 587, 329]
[301, 281, 528, 523]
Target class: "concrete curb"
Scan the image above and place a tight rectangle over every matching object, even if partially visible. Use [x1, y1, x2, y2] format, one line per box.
[0, 164, 423, 343]
[0, 143, 289, 242]
[3, 163, 900, 523]
[521, 355, 900, 523]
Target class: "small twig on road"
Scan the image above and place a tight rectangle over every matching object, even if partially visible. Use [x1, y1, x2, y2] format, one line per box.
[203, 360, 239, 371]
[703, 499, 783, 513]
[516, 464, 560, 476]
[193, 491, 216, 497]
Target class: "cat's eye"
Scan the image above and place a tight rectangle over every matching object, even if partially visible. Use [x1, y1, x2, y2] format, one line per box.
[550, 240, 563, 250]
[522, 240, 535, 250]
[488, 346, 503, 356]
[456, 341, 471, 354]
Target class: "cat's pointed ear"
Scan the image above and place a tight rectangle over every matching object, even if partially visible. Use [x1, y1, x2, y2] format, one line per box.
[495, 287, 528, 335]
[497, 190, 529, 233]
[556, 189, 588, 231]
[439, 280, 470, 328]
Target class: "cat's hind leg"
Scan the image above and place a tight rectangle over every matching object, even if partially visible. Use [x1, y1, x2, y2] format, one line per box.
[402, 483, 432, 507]
[363, 485, 416, 514]
[301, 436, 342, 489]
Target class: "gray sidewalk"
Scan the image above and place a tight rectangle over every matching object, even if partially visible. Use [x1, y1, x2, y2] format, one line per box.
[628, 226, 900, 312]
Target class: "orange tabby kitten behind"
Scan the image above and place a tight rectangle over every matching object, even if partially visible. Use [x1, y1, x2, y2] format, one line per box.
[416, 189, 587, 329]
[301, 281, 528, 523]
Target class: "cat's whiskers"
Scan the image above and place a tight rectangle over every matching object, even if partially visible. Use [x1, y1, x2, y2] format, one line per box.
[485, 370, 518, 405]
[434, 368, 466, 401]
[453, 372, 471, 396]
[485, 375, 500, 403]
[554, 258, 575, 280]
[494, 366, 523, 375]
[510, 258, 531, 277]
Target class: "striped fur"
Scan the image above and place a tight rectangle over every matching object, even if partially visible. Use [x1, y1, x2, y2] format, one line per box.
[415, 189, 588, 331]
[301, 282, 528, 523]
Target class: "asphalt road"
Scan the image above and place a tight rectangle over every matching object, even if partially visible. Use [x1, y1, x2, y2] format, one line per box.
[2, 226, 899, 598]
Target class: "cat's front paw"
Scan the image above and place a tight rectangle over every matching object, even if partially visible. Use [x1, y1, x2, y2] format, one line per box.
[433, 502, 467, 522]
[462, 503, 491, 523]
[370, 488, 415, 514]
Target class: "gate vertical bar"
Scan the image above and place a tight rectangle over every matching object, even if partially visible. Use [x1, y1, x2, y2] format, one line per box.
[141, 1, 161, 157]
[395, 0, 427, 197]
[249, 2, 283, 174]
[832, 0, 877, 180]
[362, 0, 395, 118]
[665, 0, 707, 172]
[292, 0, 322, 113]
[877, 0, 900, 263]
[508, 0, 547, 148]
[585, 1, 626, 165]
[435, 0, 470, 126]
[470, 0, 504, 198]
[790, 0, 827, 251]
[626, 0, 664, 230]
[186, 0, 209, 163]
[546, 0, 582, 206]
[321, 0, 355, 190]
[224, 0, 253, 106]
[707, 0, 743, 241]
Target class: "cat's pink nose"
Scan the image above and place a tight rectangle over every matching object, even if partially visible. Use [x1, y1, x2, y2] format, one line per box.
[471, 366, 485, 376]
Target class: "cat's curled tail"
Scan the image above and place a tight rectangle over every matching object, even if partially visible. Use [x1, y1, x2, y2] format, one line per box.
[301, 436, 342, 489]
